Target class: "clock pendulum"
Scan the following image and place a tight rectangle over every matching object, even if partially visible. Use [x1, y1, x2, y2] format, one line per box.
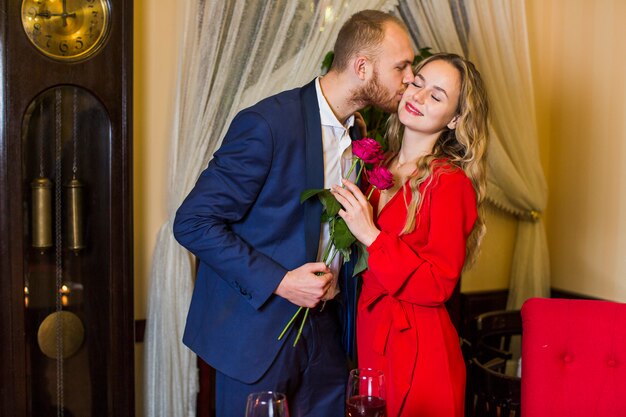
[35, 89, 85, 417]
[65, 88, 85, 252]
[32, 101, 53, 251]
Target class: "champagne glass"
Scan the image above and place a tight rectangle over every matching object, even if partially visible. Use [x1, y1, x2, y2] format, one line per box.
[245, 391, 290, 417]
[345, 368, 386, 417]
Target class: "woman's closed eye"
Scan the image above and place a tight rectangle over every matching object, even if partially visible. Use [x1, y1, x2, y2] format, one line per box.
[411, 83, 442, 102]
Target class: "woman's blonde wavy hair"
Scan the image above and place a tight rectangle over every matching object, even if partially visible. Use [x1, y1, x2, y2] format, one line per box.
[384, 53, 489, 268]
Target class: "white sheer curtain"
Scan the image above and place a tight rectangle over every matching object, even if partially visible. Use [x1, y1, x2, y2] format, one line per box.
[143, 1, 398, 417]
[398, 0, 550, 309]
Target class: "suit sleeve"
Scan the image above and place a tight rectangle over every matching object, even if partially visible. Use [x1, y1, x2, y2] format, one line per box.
[173, 110, 288, 310]
[365, 172, 477, 306]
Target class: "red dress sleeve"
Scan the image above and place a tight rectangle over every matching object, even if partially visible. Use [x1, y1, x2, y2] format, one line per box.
[365, 168, 478, 306]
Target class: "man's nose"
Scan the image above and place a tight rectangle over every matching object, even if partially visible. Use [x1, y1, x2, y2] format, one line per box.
[403, 67, 415, 84]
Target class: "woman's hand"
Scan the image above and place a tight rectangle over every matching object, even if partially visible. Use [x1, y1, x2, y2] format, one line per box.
[332, 179, 380, 247]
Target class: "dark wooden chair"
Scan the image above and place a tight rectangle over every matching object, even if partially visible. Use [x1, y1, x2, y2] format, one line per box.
[468, 357, 521, 417]
[465, 310, 522, 417]
[471, 309, 522, 362]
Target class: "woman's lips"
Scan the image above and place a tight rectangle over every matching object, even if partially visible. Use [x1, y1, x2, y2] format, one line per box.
[405, 102, 423, 116]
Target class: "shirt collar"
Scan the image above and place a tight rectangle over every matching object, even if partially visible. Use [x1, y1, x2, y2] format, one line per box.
[315, 77, 355, 130]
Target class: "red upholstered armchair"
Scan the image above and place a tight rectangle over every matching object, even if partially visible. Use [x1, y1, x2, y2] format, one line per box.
[521, 297, 626, 416]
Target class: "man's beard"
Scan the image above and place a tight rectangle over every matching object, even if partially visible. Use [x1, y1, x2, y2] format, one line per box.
[350, 70, 400, 113]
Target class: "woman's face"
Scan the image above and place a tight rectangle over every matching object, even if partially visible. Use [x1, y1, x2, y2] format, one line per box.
[398, 59, 461, 135]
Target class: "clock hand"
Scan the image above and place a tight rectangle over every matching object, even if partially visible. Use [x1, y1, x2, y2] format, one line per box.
[61, 0, 69, 27]
[36, 10, 77, 23]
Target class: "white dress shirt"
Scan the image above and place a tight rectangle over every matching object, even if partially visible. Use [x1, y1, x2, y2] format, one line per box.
[315, 77, 356, 298]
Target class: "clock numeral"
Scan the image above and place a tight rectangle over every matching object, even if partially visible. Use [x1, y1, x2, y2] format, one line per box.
[45, 34, 52, 48]
[27, 6, 37, 18]
[33, 23, 41, 35]
[59, 40, 69, 53]
[75, 37, 84, 50]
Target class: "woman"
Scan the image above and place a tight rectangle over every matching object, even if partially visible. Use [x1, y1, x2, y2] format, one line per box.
[332, 53, 489, 417]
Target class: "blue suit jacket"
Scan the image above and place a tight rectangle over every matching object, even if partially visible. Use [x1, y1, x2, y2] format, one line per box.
[173, 80, 358, 383]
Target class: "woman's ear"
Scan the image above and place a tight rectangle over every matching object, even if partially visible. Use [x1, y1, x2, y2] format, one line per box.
[447, 115, 460, 130]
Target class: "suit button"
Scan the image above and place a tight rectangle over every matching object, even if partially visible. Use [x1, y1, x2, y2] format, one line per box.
[562, 355, 572, 363]
[607, 359, 617, 367]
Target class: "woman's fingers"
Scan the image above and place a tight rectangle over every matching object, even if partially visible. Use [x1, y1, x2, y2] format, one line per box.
[331, 185, 358, 210]
[341, 179, 366, 203]
[335, 193, 352, 211]
[332, 181, 379, 247]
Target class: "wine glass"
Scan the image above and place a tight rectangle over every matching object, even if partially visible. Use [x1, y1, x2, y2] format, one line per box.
[345, 368, 386, 417]
[245, 391, 290, 417]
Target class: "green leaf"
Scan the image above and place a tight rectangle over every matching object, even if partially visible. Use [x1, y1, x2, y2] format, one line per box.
[320, 210, 333, 223]
[321, 51, 335, 75]
[332, 218, 356, 250]
[339, 247, 351, 262]
[352, 242, 369, 276]
[318, 189, 341, 216]
[372, 107, 384, 123]
[413, 47, 433, 66]
[420, 47, 433, 58]
[374, 132, 388, 152]
[300, 188, 325, 203]
[361, 106, 372, 124]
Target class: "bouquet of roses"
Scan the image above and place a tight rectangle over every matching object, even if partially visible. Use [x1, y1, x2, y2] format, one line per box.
[278, 137, 395, 346]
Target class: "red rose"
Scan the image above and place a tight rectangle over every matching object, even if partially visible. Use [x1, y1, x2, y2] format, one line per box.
[352, 137, 384, 164]
[368, 165, 394, 191]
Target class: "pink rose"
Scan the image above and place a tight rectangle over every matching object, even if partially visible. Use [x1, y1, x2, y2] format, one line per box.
[368, 165, 394, 191]
[352, 137, 384, 164]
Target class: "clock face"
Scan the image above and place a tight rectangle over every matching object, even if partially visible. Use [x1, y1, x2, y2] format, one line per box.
[21, 0, 111, 62]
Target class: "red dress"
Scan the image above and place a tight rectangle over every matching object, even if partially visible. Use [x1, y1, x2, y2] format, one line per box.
[357, 162, 477, 417]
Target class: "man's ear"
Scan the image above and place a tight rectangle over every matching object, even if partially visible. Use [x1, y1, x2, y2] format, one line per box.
[353, 56, 368, 81]
[447, 115, 460, 130]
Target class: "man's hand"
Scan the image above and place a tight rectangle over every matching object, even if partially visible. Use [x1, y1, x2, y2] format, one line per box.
[275, 262, 334, 308]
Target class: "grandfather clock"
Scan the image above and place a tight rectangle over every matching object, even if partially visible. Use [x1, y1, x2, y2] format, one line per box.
[0, 0, 134, 416]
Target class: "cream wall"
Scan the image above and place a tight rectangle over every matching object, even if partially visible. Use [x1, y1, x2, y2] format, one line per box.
[134, 0, 183, 415]
[132, 0, 626, 413]
[461, 206, 517, 292]
[465, 0, 626, 300]
[526, 0, 626, 301]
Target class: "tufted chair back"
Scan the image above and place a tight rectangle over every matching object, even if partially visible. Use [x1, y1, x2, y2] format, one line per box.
[521, 297, 626, 416]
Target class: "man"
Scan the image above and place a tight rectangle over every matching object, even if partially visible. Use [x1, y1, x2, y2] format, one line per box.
[173, 9, 414, 417]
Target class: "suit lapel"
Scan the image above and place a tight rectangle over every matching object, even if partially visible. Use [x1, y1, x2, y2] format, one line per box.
[301, 80, 324, 262]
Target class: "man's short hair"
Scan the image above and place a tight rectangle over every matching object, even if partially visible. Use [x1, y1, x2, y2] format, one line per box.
[331, 10, 408, 72]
